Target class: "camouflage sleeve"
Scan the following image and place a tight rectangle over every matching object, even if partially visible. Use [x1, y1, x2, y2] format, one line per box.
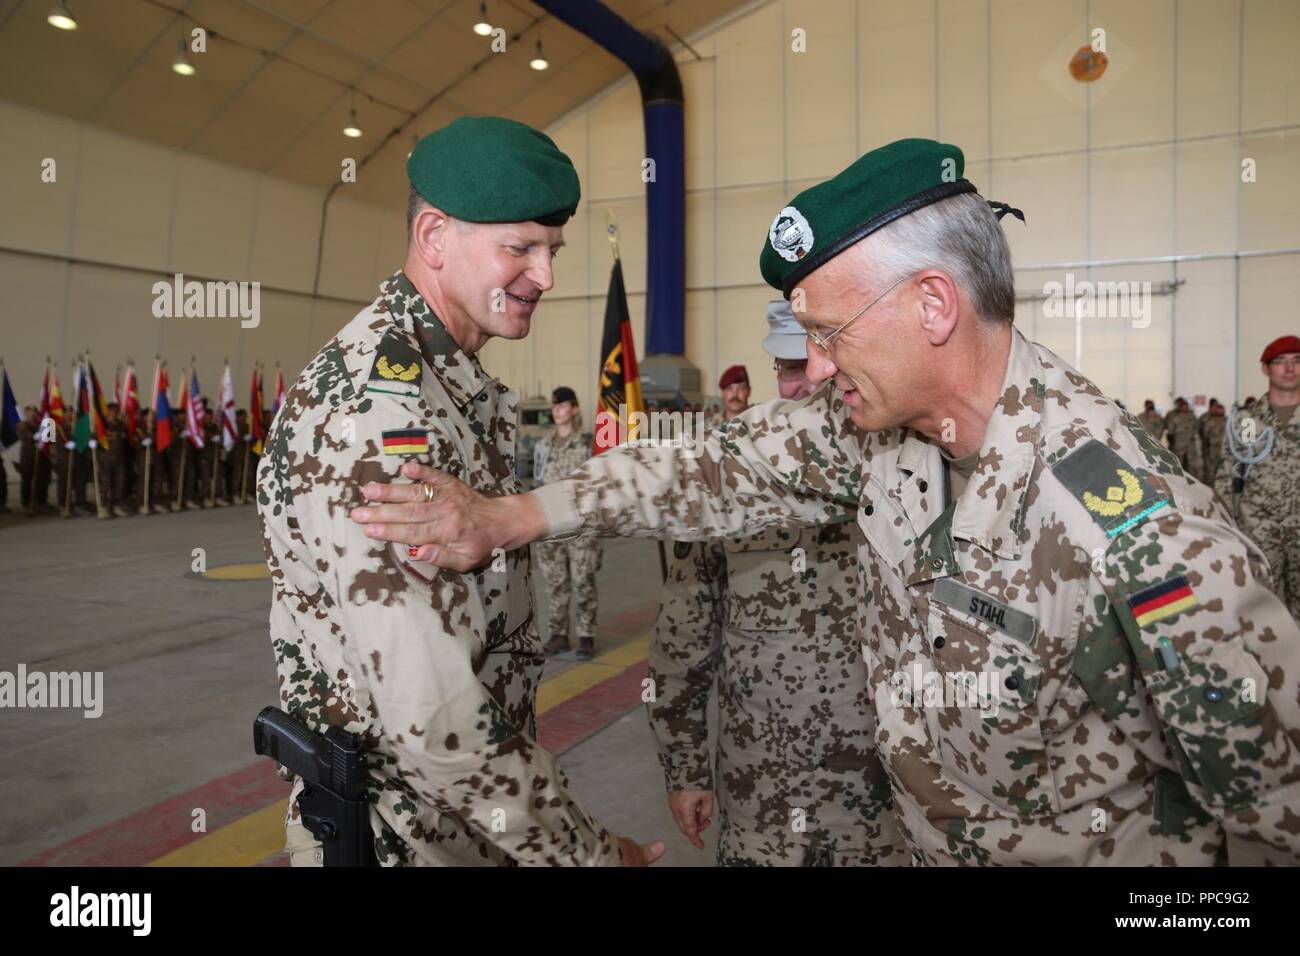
[646, 541, 726, 791]
[532, 387, 861, 541]
[1212, 430, 1235, 510]
[1095, 509, 1300, 864]
[290, 411, 621, 867]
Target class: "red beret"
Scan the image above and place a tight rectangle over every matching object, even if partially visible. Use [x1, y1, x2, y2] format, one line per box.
[1261, 335, 1300, 363]
[718, 365, 749, 390]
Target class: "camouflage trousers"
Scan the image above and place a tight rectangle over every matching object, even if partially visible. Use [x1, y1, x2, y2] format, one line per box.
[535, 538, 600, 640]
[716, 814, 907, 867]
[1245, 518, 1300, 621]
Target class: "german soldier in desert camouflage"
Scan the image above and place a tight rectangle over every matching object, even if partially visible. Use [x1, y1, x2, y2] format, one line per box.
[1215, 335, 1300, 620]
[258, 117, 661, 867]
[649, 300, 904, 867]
[355, 138, 1300, 866]
[532, 386, 602, 660]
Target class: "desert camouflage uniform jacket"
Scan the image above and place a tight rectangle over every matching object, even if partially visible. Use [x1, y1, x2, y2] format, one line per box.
[650, 523, 904, 866]
[258, 270, 619, 866]
[534, 328, 1300, 865]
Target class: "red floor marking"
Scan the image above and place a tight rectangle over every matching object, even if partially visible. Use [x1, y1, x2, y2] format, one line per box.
[20, 760, 287, 867]
[21, 606, 659, 867]
[539, 660, 649, 755]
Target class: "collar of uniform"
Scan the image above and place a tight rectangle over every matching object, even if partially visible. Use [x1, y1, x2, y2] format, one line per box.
[949, 328, 1044, 560]
[379, 270, 497, 412]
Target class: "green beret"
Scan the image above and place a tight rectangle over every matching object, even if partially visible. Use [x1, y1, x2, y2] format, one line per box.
[760, 138, 976, 297]
[407, 116, 580, 226]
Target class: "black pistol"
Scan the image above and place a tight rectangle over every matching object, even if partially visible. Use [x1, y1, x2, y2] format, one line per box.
[252, 706, 375, 867]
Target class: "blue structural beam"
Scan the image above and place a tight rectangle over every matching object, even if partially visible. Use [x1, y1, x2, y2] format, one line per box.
[534, 0, 686, 356]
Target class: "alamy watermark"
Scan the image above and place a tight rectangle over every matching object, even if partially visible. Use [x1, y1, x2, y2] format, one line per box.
[0, 664, 103, 718]
[887, 661, 1001, 718]
[1042, 272, 1151, 329]
[151, 273, 261, 328]
[596, 404, 709, 458]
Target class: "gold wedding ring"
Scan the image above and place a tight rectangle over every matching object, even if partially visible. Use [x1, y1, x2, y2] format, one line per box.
[422, 482, 436, 503]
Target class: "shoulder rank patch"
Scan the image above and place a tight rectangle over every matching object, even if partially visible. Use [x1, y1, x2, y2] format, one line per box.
[1127, 575, 1198, 629]
[382, 429, 428, 455]
[367, 329, 422, 397]
[673, 541, 694, 560]
[1052, 439, 1169, 538]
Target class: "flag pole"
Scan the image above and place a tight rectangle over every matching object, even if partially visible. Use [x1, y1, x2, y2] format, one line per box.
[208, 357, 226, 508]
[29, 358, 47, 513]
[175, 364, 189, 512]
[141, 356, 158, 515]
[87, 348, 106, 519]
[62, 355, 79, 518]
[239, 362, 254, 505]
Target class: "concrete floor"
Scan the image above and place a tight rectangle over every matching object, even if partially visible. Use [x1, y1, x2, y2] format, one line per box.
[0, 495, 714, 867]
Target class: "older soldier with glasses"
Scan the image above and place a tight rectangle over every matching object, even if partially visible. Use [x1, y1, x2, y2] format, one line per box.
[354, 138, 1300, 865]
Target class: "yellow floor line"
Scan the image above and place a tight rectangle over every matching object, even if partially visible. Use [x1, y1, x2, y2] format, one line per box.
[149, 802, 286, 867]
[150, 631, 653, 866]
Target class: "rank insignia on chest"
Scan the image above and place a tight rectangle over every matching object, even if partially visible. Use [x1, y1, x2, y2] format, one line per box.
[367, 328, 423, 398]
[382, 429, 429, 455]
[1052, 439, 1168, 538]
[1127, 575, 1199, 629]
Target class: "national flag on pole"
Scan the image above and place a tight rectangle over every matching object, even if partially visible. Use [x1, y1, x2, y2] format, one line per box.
[0, 367, 19, 450]
[592, 257, 646, 454]
[72, 363, 93, 452]
[35, 365, 52, 458]
[114, 366, 121, 409]
[47, 369, 65, 453]
[218, 363, 237, 453]
[154, 366, 173, 453]
[122, 364, 139, 446]
[250, 367, 264, 455]
[186, 369, 206, 449]
[272, 368, 285, 420]
[87, 360, 109, 446]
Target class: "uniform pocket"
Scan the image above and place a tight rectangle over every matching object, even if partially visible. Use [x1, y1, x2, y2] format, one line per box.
[1144, 639, 1276, 810]
[926, 604, 1059, 816]
[722, 526, 802, 632]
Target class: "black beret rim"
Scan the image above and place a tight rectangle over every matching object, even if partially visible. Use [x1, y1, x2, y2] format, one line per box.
[780, 179, 979, 298]
[408, 183, 575, 227]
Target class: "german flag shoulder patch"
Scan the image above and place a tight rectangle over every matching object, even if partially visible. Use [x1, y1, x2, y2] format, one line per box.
[382, 428, 429, 455]
[1127, 575, 1199, 629]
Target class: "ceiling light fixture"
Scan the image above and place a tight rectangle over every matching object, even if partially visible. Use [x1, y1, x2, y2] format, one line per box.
[47, 0, 77, 30]
[172, 38, 195, 76]
[343, 100, 362, 138]
[473, 2, 492, 37]
[529, 38, 549, 71]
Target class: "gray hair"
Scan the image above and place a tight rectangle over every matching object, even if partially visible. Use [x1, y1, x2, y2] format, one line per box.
[857, 192, 1015, 323]
[407, 186, 475, 241]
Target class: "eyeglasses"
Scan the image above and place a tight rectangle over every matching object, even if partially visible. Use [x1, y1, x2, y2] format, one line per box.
[800, 273, 911, 352]
[772, 359, 806, 380]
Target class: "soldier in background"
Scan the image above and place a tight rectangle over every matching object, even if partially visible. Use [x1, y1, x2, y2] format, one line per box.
[533, 386, 601, 660]
[228, 409, 250, 503]
[99, 402, 130, 518]
[199, 401, 225, 506]
[1136, 399, 1164, 440]
[1163, 396, 1202, 476]
[648, 301, 904, 867]
[1216, 335, 1300, 619]
[134, 409, 166, 514]
[1198, 398, 1226, 485]
[17, 405, 40, 515]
